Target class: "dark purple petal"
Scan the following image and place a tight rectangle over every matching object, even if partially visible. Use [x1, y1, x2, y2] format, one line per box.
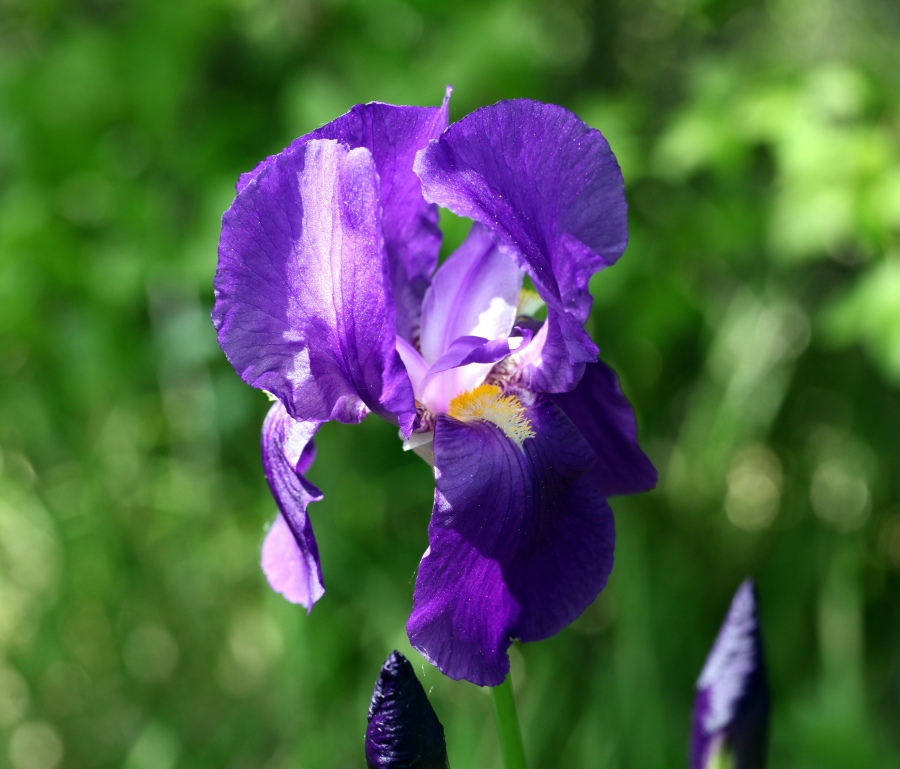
[260, 401, 325, 612]
[415, 100, 627, 391]
[365, 651, 449, 769]
[239, 91, 451, 342]
[407, 397, 615, 686]
[550, 359, 657, 497]
[214, 138, 417, 434]
[692, 580, 770, 769]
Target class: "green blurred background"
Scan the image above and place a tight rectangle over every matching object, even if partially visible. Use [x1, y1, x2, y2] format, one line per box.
[1, 0, 899, 767]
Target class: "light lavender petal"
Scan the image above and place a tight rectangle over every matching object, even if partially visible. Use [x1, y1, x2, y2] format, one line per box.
[260, 401, 324, 612]
[419, 223, 522, 366]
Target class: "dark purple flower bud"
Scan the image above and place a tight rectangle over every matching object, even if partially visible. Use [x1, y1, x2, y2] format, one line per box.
[366, 651, 449, 769]
[692, 580, 770, 769]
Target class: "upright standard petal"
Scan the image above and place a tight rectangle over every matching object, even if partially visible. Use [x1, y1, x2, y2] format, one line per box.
[407, 397, 614, 686]
[419, 223, 522, 365]
[415, 99, 628, 392]
[214, 138, 417, 434]
[365, 650, 449, 769]
[692, 580, 770, 769]
[260, 401, 325, 612]
[418, 223, 523, 411]
[238, 91, 451, 342]
[550, 359, 657, 497]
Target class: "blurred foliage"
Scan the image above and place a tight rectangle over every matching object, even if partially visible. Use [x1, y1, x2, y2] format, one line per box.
[0, 0, 899, 767]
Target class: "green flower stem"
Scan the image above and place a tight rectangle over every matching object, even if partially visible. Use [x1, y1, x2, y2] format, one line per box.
[490, 675, 527, 769]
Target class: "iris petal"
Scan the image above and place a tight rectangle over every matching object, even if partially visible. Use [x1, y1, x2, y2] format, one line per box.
[419, 333, 528, 414]
[417, 223, 522, 411]
[238, 91, 451, 342]
[550, 359, 657, 497]
[260, 402, 325, 612]
[419, 223, 522, 365]
[407, 398, 615, 685]
[395, 337, 429, 400]
[415, 100, 627, 392]
[214, 138, 417, 434]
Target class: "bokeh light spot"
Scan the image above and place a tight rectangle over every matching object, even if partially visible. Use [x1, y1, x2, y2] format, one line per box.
[725, 445, 782, 530]
[811, 459, 870, 531]
[123, 624, 180, 683]
[0, 666, 30, 727]
[9, 722, 63, 769]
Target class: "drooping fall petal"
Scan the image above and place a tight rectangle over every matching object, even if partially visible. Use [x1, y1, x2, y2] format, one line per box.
[408, 396, 614, 685]
[550, 359, 657, 497]
[260, 401, 324, 611]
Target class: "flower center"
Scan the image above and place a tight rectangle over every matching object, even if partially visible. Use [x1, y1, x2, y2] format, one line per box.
[448, 384, 535, 447]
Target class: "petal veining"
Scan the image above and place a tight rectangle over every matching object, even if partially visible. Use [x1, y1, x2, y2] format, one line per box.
[237, 90, 451, 342]
[214, 138, 417, 434]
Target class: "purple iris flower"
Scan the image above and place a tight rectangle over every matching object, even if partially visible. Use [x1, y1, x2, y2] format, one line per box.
[366, 650, 449, 769]
[692, 580, 770, 769]
[213, 88, 656, 686]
